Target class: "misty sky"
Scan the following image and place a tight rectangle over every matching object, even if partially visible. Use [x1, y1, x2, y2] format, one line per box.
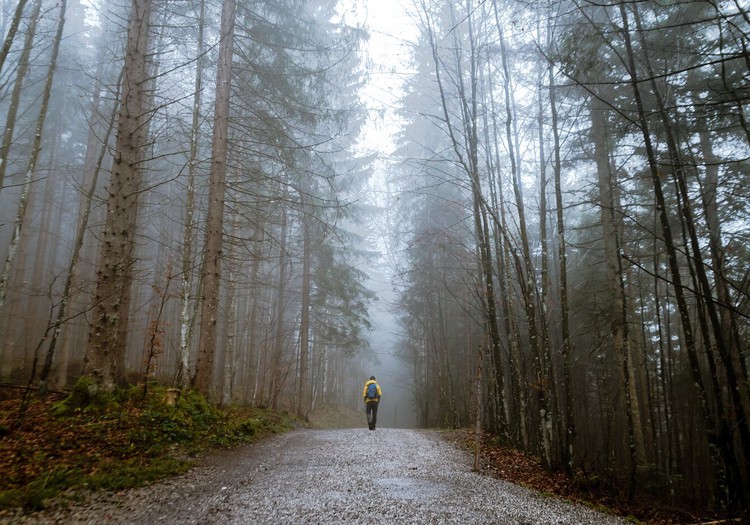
[355, 0, 419, 427]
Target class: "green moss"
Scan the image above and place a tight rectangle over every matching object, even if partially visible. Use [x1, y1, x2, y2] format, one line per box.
[50, 377, 122, 417]
[234, 418, 262, 436]
[0, 467, 83, 511]
[86, 457, 192, 491]
[0, 387, 296, 512]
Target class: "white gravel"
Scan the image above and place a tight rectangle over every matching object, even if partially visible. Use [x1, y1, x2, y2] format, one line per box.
[4, 428, 625, 524]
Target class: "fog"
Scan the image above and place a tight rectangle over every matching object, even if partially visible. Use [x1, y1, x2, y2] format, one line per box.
[0, 0, 749, 506]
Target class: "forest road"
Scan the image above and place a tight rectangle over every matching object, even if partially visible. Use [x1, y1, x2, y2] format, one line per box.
[10, 428, 626, 525]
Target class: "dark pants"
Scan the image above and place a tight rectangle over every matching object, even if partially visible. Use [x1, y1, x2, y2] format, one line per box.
[366, 401, 379, 430]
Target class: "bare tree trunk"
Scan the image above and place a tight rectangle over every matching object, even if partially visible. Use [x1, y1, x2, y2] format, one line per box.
[652, 246, 677, 478]
[536, 45, 561, 466]
[245, 228, 264, 404]
[20, 95, 65, 386]
[495, 6, 551, 466]
[480, 64, 511, 437]
[590, 93, 642, 498]
[177, 0, 206, 389]
[268, 202, 289, 409]
[618, 2, 728, 505]
[311, 334, 323, 412]
[296, 204, 311, 420]
[547, 42, 575, 473]
[221, 232, 238, 406]
[485, 55, 526, 448]
[193, 0, 236, 397]
[0, 0, 67, 376]
[84, 0, 152, 392]
[0, 0, 43, 313]
[0, 0, 40, 196]
[0, 0, 29, 101]
[631, 4, 749, 502]
[39, 55, 122, 390]
[473, 344, 483, 472]
[29, 108, 64, 341]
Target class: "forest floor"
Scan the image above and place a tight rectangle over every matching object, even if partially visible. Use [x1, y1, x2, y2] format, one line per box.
[443, 430, 743, 525]
[0, 386, 743, 524]
[0, 383, 294, 514]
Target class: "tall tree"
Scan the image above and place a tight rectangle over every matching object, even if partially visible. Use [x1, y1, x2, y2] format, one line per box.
[177, 0, 207, 389]
[545, 9, 575, 471]
[617, 1, 733, 505]
[296, 193, 312, 420]
[84, 0, 153, 392]
[0, 0, 29, 98]
[0, 0, 43, 313]
[193, 0, 236, 397]
[39, 41, 122, 390]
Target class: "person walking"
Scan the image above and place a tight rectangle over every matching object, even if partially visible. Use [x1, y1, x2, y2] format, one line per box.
[363, 376, 382, 430]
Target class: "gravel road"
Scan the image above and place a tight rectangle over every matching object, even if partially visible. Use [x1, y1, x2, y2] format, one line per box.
[6, 428, 625, 524]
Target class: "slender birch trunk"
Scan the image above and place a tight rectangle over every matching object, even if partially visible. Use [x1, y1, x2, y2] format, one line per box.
[536, 40, 561, 465]
[486, 52, 526, 448]
[177, 0, 207, 389]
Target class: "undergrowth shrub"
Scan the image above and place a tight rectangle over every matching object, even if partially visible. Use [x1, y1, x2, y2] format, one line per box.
[1, 385, 295, 512]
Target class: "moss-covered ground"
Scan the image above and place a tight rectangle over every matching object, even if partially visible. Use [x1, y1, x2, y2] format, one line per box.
[0, 382, 294, 512]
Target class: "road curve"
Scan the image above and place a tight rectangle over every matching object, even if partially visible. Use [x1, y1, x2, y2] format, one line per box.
[9, 428, 625, 524]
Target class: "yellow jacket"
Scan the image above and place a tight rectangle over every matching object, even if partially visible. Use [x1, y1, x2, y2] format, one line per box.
[363, 380, 382, 403]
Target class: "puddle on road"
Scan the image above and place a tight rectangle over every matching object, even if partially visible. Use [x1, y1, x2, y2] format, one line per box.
[374, 477, 448, 501]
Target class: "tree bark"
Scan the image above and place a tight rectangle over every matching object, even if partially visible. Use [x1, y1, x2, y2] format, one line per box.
[632, 4, 749, 502]
[297, 202, 312, 420]
[547, 40, 575, 473]
[39, 56, 121, 390]
[177, 0, 206, 390]
[268, 199, 289, 409]
[618, 1, 728, 505]
[0, 0, 43, 314]
[495, 6, 551, 466]
[590, 93, 642, 497]
[193, 0, 236, 397]
[536, 38, 561, 466]
[0, 0, 29, 98]
[1, 0, 67, 383]
[84, 0, 152, 392]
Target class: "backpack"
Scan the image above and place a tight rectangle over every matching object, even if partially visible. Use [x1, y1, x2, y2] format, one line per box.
[366, 383, 378, 400]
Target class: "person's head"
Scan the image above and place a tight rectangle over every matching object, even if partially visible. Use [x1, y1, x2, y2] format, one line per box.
[370, 376, 376, 381]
